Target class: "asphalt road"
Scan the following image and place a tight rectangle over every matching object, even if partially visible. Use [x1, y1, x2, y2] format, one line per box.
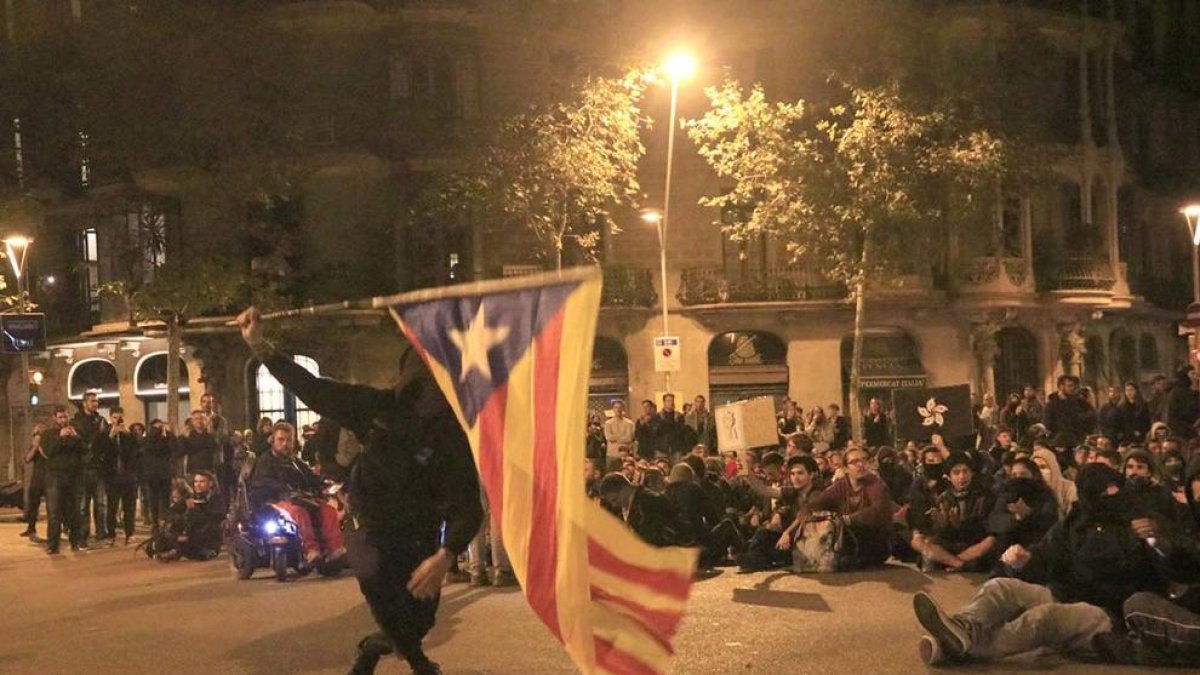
[0, 517, 1151, 675]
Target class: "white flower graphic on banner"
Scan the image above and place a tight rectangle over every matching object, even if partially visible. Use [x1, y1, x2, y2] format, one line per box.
[918, 397, 949, 427]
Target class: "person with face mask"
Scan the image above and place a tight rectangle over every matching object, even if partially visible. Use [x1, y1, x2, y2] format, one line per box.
[987, 458, 1059, 567]
[904, 447, 948, 555]
[1091, 456, 1200, 667]
[913, 464, 1171, 666]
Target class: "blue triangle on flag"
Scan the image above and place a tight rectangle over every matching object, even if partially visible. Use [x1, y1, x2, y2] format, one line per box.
[391, 282, 577, 426]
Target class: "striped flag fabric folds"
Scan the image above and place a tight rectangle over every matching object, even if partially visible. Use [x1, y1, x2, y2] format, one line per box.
[383, 267, 699, 674]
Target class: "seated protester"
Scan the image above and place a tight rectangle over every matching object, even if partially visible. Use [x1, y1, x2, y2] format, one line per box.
[1092, 456, 1200, 667]
[732, 450, 785, 531]
[248, 422, 344, 565]
[145, 482, 192, 560]
[905, 446, 947, 533]
[1160, 448, 1186, 488]
[749, 455, 823, 571]
[875, 447, 912, 507]
[1122, 448, 1177, 522]
[584, 458, 603, 500]
[598, 473, 677, 547]
[640, 466, 666, 494]
[990, 446, 1031, 492]
[912, 452, 997, 572]
[913, 463, 1172, 666]
[1091, 447, 1122, 470]
[797, 445, 894, 571]
[169, 471, 226, 561]
[986, 457, 1060, 566]
[664, 464, 711, 543]
[1032, 445, 1077, 520]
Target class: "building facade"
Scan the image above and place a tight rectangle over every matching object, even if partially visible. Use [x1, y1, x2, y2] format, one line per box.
[1, 0, 1198, 475]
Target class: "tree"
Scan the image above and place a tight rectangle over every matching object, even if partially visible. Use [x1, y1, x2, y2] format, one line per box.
[418, 68, 652, 271]
[687, 78, 1004, 439]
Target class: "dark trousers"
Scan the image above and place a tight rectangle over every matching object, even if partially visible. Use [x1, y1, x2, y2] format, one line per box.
[45, 471, 80, 550]
[143, 478, 171, 529]
[346, 528, 439, 667]
[78, 469, 109, 542]
[106, 479, 138, 539]
[24, 479, 45, 531]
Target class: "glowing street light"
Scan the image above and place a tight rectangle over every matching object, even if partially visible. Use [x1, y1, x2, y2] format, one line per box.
[1181, 204, 1200, 306]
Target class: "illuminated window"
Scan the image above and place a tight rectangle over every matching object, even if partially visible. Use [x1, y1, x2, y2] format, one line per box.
[255, 355, 320, 428]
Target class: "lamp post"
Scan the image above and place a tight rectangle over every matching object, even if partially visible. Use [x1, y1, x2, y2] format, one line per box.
[4, 235, 31, 480]
[649, 52, 695, 397]
[1181, 204, 1200, 437]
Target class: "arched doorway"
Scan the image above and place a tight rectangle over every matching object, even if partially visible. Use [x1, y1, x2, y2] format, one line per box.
[994, 327, 1038, 401]
[707, 330, 788, 407]
[588, 337, 628, 419]
[1138, 333, 1160, 377]
[135, 352, 191, 423]
[839, 327, 926, 413]
[68, 359, 120, 417]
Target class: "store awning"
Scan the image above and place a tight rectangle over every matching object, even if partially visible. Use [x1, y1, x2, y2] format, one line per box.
[842, 328, 927, 389]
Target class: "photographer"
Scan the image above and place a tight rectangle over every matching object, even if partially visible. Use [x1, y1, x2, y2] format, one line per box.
[102, 407, 140, 545]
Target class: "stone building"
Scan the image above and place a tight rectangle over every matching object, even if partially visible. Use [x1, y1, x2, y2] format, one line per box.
[1, 0, 1198, 475]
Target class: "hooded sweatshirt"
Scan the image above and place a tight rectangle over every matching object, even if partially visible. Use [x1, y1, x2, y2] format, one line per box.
[1032, 448, 1077, 520]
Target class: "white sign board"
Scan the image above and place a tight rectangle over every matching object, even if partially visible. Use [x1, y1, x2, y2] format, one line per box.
[653, 336, 681, 372]
[714, 396, 778, 452]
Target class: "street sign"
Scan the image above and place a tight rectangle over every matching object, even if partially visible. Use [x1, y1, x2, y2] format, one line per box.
[1, 314, 46, 353]
[653, 336, 681, 372]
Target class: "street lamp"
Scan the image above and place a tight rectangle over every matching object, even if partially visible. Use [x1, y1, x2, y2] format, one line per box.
[652, 51, 695, 396]
[1182, 204, 1200, 310]
[3, 235, 32, 481]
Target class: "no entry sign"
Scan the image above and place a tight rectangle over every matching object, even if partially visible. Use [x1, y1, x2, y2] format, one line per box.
[653, 336, 681, 372]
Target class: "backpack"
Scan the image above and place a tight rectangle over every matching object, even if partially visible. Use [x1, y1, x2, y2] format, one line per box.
[792, 511, 845, 573]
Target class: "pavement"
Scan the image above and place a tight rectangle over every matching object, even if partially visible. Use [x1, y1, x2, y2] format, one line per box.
[0, 513, 1152, 675]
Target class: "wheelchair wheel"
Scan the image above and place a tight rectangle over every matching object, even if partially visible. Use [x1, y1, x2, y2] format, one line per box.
[272, 546, 289, 582]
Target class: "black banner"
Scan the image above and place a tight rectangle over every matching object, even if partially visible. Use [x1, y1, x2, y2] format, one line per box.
[892, 384, 973, 443]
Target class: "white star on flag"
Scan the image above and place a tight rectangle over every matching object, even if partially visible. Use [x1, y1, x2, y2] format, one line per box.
[448, 302, 511, 382]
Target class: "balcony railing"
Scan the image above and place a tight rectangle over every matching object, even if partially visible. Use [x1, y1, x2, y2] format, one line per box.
[677, 265, 847, 306]
[602, 266, 656, 308]
[1045, 257, 1116, 292]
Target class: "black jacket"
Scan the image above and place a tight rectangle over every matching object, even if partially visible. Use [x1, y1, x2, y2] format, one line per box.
[248, 450, 324, 509]
[177, 432, 220, 475]
[1043, 393, 1095, 445]
[626, 487, 678, 547]
[139, 431, 175, 481]
[259, 349, 482, 556]
[72, 411, 109, 471]
[665, 480, 716, 547]
[43, 426, 83, 475]
[100, 431, 139, 482]
[863, 413, 890, 448]
[987, 477, 1059, 549]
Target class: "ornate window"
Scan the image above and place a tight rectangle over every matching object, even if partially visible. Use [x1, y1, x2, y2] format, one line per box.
[254, 355, 320, 429]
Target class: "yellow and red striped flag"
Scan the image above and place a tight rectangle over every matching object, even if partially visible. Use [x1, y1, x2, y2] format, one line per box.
[384, 267, 698, 674]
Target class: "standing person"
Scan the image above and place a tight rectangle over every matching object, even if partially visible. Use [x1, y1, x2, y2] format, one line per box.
[1167, 366, 1199, 441]
[236, 307, 482, 675]
[1043, 375, 1094, 447]
[863, 398, 891, 449]
[828, 404, 851, 450]
[43, 406, 83, 554]
[1147, 374, 1170, 425]
[102, 407, 140, 545]
[602, 399, 635, 461]
[1020, 385, 1044, 427]
[1096, 386, 1127, 447]
[655, 394, 690, 460]
[1119, 381, 1152, 444]
[20, 424, 47, 539]
[73, 392, 111, 546]
[201, 392, 233, 490]
[634, 400, 660, 460]
[777, 399, 804, 445]
[177, 410, 220, 476]
[252, 417, 275, 455]
[998, 394, 1030, 443]
[685, 394, 717, 452]
[139, 420, 175, 532]
[976, 393, 1000, 452]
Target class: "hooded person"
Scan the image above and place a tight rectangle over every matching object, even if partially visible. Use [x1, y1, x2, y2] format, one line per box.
[1166, 366, 1199, 440]
[1031, 447, 1077, 520]
[1148, 421, 1172, 445]
[987, 457, 1060, 558]
[875, 447, 912, 506]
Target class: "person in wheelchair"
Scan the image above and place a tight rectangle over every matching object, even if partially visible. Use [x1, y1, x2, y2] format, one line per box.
[247, 422, 345, 565]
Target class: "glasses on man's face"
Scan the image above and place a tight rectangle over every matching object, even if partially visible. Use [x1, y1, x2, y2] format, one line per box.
[846, 458, 869, 467]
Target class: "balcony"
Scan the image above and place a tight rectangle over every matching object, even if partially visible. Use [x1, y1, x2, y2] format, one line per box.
[677, 264, 846, 306]
[956, 256, 1035, 305]
[1043, 256, 1116, 305]
[601, 266, 656, 308]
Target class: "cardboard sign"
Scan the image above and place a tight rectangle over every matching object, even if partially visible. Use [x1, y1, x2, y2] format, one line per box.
[653, 336, 681, 372]
[714, 396, 778, 452]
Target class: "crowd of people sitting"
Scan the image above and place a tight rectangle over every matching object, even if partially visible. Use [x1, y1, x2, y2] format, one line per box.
[586, 372, 1200, 667]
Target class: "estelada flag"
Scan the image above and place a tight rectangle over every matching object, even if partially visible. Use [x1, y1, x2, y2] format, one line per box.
[892, 384, 974, 443]
[385, 267, 699, 675]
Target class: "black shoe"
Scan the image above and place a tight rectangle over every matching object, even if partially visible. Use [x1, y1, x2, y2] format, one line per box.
[47, 546, 60, 555]
[347, 634, 393, 675]
[410, 660, 442, 675]
[19, 528, 35, 538]
[913, 592, 972, 659]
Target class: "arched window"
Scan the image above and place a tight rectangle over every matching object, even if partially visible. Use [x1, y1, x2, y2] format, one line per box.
[840, 327, 926, 411]
[134, 352, 191, 423]
[68, 359, 120, 402]
[708, 330, 788, 406]
[1138, 333, 1160, 373]
[589, 337, 628, 419]
[254, 355, 320, 429]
